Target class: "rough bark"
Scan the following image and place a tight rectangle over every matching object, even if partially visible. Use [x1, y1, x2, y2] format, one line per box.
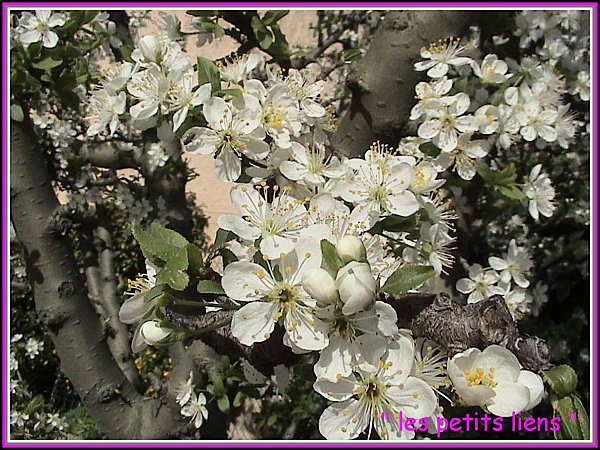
[332, 10, 484, 157]
[10, 120, 186, 439]
[95, 223, 142, 389]
[165, 293, 552, 375]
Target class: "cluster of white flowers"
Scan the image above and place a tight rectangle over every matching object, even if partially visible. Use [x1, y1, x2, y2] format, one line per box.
[393, 21, 588, 222]
[175, 372, 209, 429]
[111, 17, 589, 440]
[455, 238, 551, 321]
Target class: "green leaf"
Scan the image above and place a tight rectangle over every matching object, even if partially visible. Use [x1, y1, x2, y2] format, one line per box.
[380, 264, 435, 295]
[269, 23, 290, 59]
[372, 214, 419, 234]
[233, 391, 245, 408]
[419, 142, 442, 158]
[10, 104, 24, 122]
[262, 11, 289, 25]
[197, 279, 225, 295]
[476, 163, 495, 184]
[544, 365, 578, 397]
[342, 48, 363, 63]
[156, 258, 189, 291]
[132, 223, 190, 290]
[453, 77, 468, 93]
[32, 57, 63, 70]
[217, 395, 230, 414]
[497, 184, 526, 200]
[321, 239, 343, 277]
[267, 414, 278, 427]
[551, 395, 588, 440]
[215, 88, 243, 98]
[132, 222, 189, 261]
[221, 248, 238, 267]
[572, 395, 591, 440]
[187, 243, 205, 274]
[212, 375, 226, 397]
[143, 285, 165, 303]
[251, 15, 273, 49]
[213, 229, 236, 250]
[186, 10, 218, 17]
[197, 56, 221, 94]
[496, 163, 516, 185]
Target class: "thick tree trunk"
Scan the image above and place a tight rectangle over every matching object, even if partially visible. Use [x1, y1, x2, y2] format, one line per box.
[10, 121, 185, 439]
[332, 10, 483, 157]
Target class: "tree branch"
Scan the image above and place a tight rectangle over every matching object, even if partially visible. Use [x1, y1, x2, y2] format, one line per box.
[165, 292, 551, 375]
[95, 222, 142, 390]
[10, 119, 187, 439]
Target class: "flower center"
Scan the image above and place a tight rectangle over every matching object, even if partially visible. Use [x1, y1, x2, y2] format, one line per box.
[263, 106, 285, 129]
[464, 367, 497, 387]
[368, 185, 389, 206]
[359, 377, 388, 400]
[268, 283, 299, 309]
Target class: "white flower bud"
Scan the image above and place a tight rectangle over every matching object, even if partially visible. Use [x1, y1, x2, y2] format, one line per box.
[335, 262, 377, 315]
[336, 235, 367, 264]
[140, 320, 172, 346]
[302, 268, 339, 305]
[139, 35, 159, 62]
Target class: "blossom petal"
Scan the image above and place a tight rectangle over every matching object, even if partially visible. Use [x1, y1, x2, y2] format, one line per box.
[215, 150, 242, 182]
[487, 382, 530, 417]
[319, 399, 365, 440]
[518, 370, 545, 411]
[231, 301, 279, 346]
[222, 261, 272, 302]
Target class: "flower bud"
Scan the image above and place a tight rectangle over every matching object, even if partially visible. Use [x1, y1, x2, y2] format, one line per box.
[140, 320, 172, 346]
[335, 262, 376, 315]
[336, 235, 367, 264]
[139, 35, 159, 62]
[302, 268, 339, 305]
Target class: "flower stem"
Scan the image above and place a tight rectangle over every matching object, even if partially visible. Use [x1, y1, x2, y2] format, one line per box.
[172, 300, 239, 310]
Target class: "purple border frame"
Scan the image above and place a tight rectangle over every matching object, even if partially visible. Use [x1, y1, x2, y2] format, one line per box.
[2, 2, 598, 447]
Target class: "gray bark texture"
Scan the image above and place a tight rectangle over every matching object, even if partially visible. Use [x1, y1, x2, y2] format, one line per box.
[332, 10, 484, 157]
[10, 121, 187, 439]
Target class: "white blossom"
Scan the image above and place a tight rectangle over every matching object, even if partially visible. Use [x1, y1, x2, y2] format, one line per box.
[17, 10, 66, 48]
[315, 334, 437, 440]
[523, 164, 556, 220]
[182, 97, 269, 181]
[488, 239, 532, 288]
[25, 338, 43, 359]
[414, 37, 473, 78]
[448, 345, 544, 416]
[224, 238, 329, 351]
[418, 94, 478, 152]
[181, 393, 209, 429]
[456, 263, 503, 303]
[217, 184, 310, 260]
[279, 142, 346, 188]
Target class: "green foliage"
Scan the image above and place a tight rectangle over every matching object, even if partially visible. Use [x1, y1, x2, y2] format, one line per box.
[544, 365, 578, 397]
[197, 280, 225, 295]
[476, 162, 526, 201]
[551, 394, 590, 440]
[321, 239, 343, 277]
[250, 12, 290, 59]
[197, 56, 221, 94]
[380, 264, 436, 295]
[132, 222, 208, 291]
